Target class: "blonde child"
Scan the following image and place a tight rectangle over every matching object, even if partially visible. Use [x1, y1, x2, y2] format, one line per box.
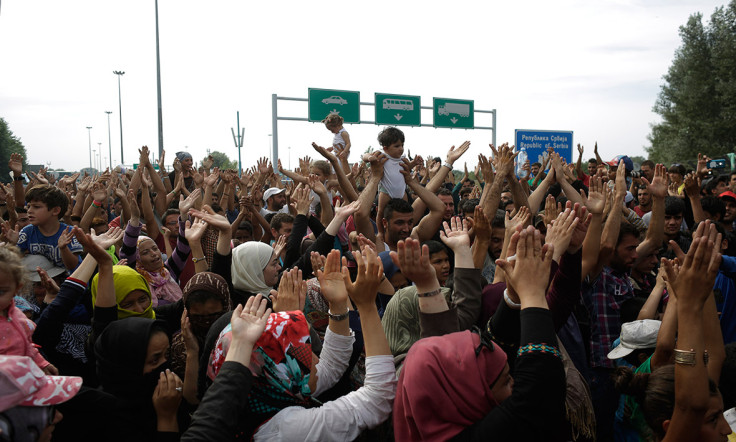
[323, 113, 351, 154]
[0, 245, 57, 374]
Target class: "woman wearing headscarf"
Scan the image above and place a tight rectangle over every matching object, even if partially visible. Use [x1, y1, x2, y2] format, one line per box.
[206, 248, 396, 441]
[94, 317, 184, 442]
[120, 189, 197, 307]
[199, 200, 361, 308]
[394, 226, 566, 441]
[168, 272, 231, 404]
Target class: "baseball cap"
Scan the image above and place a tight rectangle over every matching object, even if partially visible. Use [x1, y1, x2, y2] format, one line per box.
[607, 319, 661, 360]
[0, 355, 82, 412]
[22, 254, 65, 282]
[262, 187, 286, 203]
[719, 190, 736, 202]
[606, 155, 634, 172]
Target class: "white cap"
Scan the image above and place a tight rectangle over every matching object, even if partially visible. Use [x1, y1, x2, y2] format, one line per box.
[607, 319, 661, 360]
[263, 187, 285, 203]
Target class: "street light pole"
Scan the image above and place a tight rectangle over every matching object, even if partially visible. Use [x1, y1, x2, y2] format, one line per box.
[97, 143, 102, 171]
[105, 111, 113, 169]
[86, 126, 93, 170]
[154, 0, 164, 159]
[113, 70, 125, 164]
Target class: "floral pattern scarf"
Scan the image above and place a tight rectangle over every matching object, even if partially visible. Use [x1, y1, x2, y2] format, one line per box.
[208, 310, 314, 424]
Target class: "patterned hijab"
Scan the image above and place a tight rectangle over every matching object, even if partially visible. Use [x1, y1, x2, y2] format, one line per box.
[91, 265, 155, 319]
[208, 310, 313, 424]
[393, 330, 508, 441]
[135, 237, 182, 307]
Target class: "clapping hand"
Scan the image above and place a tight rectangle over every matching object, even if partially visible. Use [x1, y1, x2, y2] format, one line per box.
[495, 226, 554, 309]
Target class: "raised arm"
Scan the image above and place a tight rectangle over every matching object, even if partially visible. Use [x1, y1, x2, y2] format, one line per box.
[637, 163, 667, 256]
[581, 176, 608, 280]
[312, 142, 359, 202]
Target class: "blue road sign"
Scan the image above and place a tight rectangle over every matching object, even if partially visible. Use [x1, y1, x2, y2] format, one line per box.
[514, 129, 574, 166]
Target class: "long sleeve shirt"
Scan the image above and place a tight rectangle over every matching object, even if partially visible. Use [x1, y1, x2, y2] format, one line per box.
[120, 218, 190, 283]
[1, 302, 50, 369]
[254, 355, 397, 441]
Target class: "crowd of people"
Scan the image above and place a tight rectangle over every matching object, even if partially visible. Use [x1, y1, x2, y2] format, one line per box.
[0, 114, 735, 441]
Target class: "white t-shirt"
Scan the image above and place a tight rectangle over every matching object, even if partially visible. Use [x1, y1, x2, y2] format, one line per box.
[380, 155, 406, 199]
[333, 128, 347, 150]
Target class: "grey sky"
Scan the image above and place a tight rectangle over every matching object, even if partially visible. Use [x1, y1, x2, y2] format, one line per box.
[0, 0, 727, 171]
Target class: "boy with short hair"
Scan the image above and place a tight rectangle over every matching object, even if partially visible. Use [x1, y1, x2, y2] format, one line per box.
[17, 185, 82, 271]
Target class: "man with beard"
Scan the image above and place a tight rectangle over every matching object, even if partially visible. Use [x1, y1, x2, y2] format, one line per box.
[582, 161, 667, 442]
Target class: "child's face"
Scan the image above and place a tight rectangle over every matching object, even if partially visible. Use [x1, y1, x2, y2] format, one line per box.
[310, 167, 327, 182]
[0, 270, 20, 312]
[325, 123, 340, 134]
[27, 200, 58, 226]
[383, 140, 404, 159]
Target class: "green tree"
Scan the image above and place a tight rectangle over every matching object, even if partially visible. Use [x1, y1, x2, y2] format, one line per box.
[205, 151, 237, 170]
[0, 118, 28, 183]
[647, 1, 736, 165]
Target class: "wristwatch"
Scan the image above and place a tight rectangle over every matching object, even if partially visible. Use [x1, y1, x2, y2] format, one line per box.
[327, 308, 349, 321]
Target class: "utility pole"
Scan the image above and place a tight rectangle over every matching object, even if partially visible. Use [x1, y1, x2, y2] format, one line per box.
[231, 111, 245, 175]
[105, 111, 113, 169]
[154, 0, 164, 158]
[86, 126, 93, 170]
[113, 71, 125, 164]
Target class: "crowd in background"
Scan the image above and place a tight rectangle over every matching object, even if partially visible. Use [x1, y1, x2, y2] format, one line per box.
[0, 114, 735, 441]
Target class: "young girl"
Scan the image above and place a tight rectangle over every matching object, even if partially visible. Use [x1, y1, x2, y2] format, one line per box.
[323, 113, 350, 153]
[0, 245, 57, 374]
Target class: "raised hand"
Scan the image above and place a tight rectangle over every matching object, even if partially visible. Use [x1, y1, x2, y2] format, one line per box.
[8, 153, 23, 175]
[188, 205, 230, 232]
[271, 268, 306, 312]
[201, 155, 214, 171]
[490, 143, 517, 179]
[446, 141, 471, 166]
[158, 150, 166, 174]
[545, 207, 580, 261]
[256, 157, 272, 175]
[58, 226, 74, 249]
[272, 234, 287, 259]
[342, 246, 383, 308]
[505, 205, 530, 232]
[585, 176, 606, 214]
[316, 249, 349, 307]
[179, 188, 202, 217]
[390, 237, 437, 287]
[495, 226, 554, 308]
[172, 157, 182, 173]
[310, 251, 327, 274]
[334, 199, 361, 220]
[73, 226, 112, 265]
[291, 185, 313, 215]
[307, 174, 327, 195]
[542, 194, 561, 228]
[204, 167, 220, 188]
[567, 203, 591, 254]
[229, 294, 271, 352]
[139, 146, 151, 166]
[666, 221, 721, 307]
[184, 217, 208, 243]
[37, 267, 60, 298]
[644, 163, 668, 199]
[152, 370, 183, 423]
[91, 226, 124, 250]
[439, 216, 471, 252]
[127, 190, 140, 220]
[1, 220, 19, 244]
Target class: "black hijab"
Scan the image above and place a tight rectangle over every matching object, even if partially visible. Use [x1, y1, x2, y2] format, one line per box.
[95, 317, 170, 401]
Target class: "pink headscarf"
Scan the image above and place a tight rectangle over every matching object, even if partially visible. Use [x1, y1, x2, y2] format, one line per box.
[393, 330, 508, 441]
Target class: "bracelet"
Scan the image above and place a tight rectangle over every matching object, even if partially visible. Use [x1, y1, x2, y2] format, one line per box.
[503, 288, 521, 309]
[191, 256, 207, 263]
[443, 162, 453, 170]
[13, 176, 23, 181]
[163, 176, 169, 180]
[674, 349, 697, 366]
[417, 288, 442, 298]
[327, 308, 349, 321]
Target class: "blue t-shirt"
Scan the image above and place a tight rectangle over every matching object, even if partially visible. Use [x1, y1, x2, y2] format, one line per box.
[715, 255, 736, 344]
[17, 223, 83, 269]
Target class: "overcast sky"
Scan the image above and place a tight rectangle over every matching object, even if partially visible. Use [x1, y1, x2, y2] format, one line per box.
[0, 0, 727, 172]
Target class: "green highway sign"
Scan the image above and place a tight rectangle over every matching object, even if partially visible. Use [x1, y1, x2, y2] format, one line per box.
[308, 88, 360, 123]
[374, 93, 421, 126]
[433, 97, 474, 129]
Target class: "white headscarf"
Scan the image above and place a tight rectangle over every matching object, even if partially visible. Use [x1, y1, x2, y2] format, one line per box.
[231, 241, 274, 295]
